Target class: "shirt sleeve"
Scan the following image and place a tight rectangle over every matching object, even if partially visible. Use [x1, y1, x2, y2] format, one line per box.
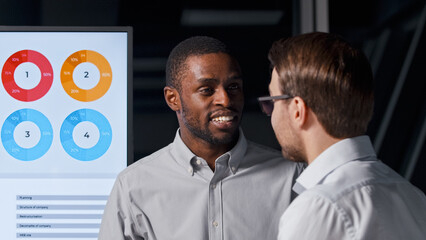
[277, 192, 354, 240]
[98, 177, 145, 240]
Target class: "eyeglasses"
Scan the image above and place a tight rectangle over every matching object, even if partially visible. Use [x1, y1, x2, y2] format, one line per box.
[257, 94, 293, 116]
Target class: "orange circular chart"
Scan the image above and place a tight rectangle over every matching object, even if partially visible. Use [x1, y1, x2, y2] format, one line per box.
[2, 50, 53, 102]
[61, 50, 112, 102]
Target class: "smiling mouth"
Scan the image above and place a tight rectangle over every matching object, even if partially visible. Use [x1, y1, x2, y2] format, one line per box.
[211, 116, 235, 123]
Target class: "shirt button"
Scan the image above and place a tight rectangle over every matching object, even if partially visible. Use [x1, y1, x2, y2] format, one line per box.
[211, 184, 216, 189]
[187, 167, 193, 174]
[212, 221, 219, 227]
[231, 166, 236, 172]
[196, 159, 202, 165]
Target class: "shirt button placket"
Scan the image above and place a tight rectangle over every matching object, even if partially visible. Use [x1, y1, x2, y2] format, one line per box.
[209, 181, 222, 240]
[209, 156, 227, 240]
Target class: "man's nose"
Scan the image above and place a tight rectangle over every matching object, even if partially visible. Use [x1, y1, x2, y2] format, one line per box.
[213, 88, 231, 107]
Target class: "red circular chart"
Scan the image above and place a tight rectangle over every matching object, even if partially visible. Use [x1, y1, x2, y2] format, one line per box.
[2, 50, 53, 102]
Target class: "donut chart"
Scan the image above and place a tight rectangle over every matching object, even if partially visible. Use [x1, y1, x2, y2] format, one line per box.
[1, 109, 53, 161]
[61, 50, 112, 102]
[60, 109, 112, 161]
[2, 50, 53, 102]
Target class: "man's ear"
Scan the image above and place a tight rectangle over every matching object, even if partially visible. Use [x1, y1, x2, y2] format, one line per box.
[164, 86, 181, 112]
[290, 96, 308, 128]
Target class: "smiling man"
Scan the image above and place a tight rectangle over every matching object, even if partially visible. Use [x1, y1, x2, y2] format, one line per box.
[98, 36, 302, 240]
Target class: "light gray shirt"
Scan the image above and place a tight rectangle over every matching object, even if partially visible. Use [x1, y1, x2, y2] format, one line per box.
[99, 129, 301, 240]
[278, 136, 426, 240]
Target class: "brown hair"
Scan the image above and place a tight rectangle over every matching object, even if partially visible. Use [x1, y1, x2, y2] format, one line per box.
[268, 32, 374, 138]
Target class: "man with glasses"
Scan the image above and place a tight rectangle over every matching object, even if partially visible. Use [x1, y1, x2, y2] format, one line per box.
[258, 32, 426, 239]
[99, 36, 302, 240]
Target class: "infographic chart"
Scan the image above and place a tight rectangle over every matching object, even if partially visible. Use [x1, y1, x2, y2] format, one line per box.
[61, 50, 112, 102]
[60, 109, 112, 161]
[1, 108, 53, 161]
[0, 28, 131, 240]
[2, 50, 53, 102]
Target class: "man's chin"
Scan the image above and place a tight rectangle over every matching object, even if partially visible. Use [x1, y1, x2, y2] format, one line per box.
[281, 148, 306, 163]
[186, 124, 239, 146]
[209, 132, 239, 145]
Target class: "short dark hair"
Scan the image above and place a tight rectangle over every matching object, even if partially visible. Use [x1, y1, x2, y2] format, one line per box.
[268, 32, 374, 138]
[166, 36, 231, 90]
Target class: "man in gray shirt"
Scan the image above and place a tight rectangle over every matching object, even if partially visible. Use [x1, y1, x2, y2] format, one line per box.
[98, 36, 301, 240]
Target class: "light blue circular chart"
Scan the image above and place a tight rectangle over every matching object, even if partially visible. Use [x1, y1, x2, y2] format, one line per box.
[60, 109, 112, 161]
[1, 109, 53, 161]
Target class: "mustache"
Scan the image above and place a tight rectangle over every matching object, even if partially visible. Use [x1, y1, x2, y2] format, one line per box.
[208, 107, 240, 119]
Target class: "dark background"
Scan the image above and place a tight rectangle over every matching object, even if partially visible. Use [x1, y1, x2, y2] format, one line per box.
[0, 0, 425, 192]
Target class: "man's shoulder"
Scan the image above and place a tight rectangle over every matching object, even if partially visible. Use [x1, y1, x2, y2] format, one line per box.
[299, 160, 416, 203]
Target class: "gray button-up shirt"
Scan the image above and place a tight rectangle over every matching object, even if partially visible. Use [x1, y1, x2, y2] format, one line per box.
[278, 136, 426, 239]
[99, 129, 301, 240]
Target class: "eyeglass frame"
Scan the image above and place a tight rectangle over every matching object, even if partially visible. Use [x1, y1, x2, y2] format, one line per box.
[257, 94, 294, 116]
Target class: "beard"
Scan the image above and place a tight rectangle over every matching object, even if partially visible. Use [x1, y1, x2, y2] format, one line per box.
[180, 101, 239, 145]
[273, 116, 307, 163]
[280, 143, 306, 163]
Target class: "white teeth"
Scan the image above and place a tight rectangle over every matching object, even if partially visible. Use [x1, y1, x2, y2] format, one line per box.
[212, 116, 234, 122]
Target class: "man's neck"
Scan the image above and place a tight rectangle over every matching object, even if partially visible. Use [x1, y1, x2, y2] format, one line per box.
[304, 128, 342, 165]
[179, 131, 238, 171]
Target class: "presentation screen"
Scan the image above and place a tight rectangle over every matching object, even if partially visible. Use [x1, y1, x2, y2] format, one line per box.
[0, 26, 132, 239]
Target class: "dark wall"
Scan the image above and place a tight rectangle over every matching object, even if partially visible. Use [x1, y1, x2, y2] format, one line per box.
[0, 0, 424, 192]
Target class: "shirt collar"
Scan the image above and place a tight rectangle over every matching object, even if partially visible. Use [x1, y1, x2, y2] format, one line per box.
[293, 135, 376, 195]
[227, 128, 247, 174]
[171, 128, 247, 176]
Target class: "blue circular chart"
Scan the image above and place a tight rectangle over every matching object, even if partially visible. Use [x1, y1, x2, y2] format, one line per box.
[60, 109, 112, 161]
[1, 109, 53, 161]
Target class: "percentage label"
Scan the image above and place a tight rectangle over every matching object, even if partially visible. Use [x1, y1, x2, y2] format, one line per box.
[12, 148, 20, 153]
[42, 131, 52, 136]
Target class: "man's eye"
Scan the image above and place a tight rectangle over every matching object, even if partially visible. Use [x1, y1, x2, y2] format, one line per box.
[199, 87, 214, 94]
[228, 84, 240, 91]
